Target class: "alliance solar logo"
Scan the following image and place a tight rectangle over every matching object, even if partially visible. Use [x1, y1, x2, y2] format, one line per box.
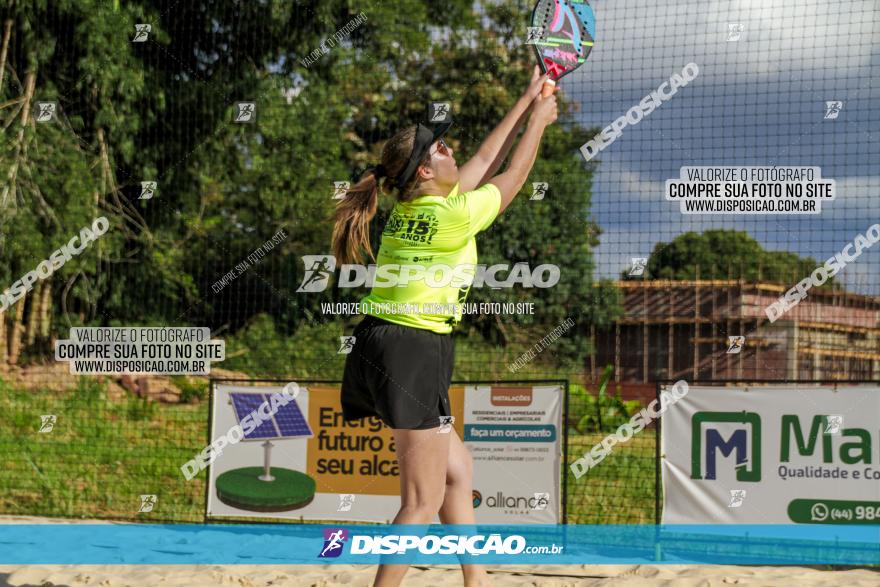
[691, 411, 761, 482]
[319, 528, 348, 558]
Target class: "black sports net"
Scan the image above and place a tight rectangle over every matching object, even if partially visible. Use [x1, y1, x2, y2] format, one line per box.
[0, 0, 877, 524]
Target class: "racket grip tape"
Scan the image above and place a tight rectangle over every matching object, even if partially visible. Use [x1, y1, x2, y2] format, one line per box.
[541, 79, 556, 97]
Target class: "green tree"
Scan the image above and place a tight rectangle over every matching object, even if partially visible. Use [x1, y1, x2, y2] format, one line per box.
[1, 0, 616, 371]
[624, 229, 837, 287]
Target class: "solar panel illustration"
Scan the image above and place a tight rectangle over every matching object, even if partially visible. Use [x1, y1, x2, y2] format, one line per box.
[229, 392, 313, 441]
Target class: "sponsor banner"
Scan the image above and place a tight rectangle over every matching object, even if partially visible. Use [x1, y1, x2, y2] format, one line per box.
[0, 524, 877, 565]
[662, 384, 880, 524]
[207, 382, 562, 523]
[467, 385, 561, 523]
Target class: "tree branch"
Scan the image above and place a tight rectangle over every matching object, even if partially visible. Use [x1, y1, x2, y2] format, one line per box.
[1, 67, 36, 210]
[0, 18, 13, 96]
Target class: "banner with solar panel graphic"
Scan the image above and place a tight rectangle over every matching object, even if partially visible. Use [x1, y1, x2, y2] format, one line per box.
[206, 381, 564, 523]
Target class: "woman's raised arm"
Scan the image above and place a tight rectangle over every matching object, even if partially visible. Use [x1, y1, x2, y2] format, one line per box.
[458, 66, 550, 191]
[489, 92, 558, 214]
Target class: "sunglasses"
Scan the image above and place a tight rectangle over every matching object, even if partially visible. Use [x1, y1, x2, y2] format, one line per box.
[430, 138, 451, 157]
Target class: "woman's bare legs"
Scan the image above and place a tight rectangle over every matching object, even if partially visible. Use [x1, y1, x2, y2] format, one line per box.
[438, 429, 491, 586]
[373, 427, 450, 587]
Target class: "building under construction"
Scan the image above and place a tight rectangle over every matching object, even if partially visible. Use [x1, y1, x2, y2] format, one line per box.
[590, 280, 880, 386]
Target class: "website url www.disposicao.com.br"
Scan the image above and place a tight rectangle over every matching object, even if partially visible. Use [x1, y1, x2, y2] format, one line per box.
[319, 530, 563, 559]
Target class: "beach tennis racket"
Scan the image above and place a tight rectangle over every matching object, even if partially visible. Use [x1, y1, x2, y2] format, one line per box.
[530, 0, 595, 96]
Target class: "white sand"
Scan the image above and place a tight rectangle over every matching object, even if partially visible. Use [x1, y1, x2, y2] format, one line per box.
[0, 518, 877, 586]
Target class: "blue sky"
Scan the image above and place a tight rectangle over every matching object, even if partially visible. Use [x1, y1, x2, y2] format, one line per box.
[559, 0, 879, 293]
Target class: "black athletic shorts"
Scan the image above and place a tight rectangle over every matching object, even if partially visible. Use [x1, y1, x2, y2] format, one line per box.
[341, 314, 453, 430]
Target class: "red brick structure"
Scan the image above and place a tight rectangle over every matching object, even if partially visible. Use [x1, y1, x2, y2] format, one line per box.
[590, 280, 880, 385]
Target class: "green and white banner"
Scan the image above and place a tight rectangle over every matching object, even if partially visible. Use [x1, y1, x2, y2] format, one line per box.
[662, 384, 880, 524]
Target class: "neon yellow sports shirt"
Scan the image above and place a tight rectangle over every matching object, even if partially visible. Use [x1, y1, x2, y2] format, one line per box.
[361, 182, 502, 334]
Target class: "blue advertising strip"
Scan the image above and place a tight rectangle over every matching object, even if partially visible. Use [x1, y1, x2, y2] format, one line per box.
[0, 525, 877, 565]
[463, 424, 556, 442]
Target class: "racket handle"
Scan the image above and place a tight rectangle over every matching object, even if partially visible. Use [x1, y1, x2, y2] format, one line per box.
[541, 79, 556, 97]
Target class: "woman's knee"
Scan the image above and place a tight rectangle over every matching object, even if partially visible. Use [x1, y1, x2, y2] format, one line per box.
[446, 449, 473, 487]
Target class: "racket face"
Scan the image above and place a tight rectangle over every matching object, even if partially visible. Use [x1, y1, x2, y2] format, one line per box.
[530, 0, 595, 82]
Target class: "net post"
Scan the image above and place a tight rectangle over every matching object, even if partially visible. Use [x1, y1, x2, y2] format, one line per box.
[655, 380, 662, 525]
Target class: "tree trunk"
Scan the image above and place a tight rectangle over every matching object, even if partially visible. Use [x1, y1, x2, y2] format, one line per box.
[26, 281, 40, 346]
[0, 18, 13, 96]
[2, 66, 36, 210]
[38, 281, 51, 339]
[8, 294, 24, 365]
[0, 308, 7, 364]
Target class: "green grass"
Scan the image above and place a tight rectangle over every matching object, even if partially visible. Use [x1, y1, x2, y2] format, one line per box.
[0, 377, 206, 522]
[0, 376, 657, 524]
[566, 432, 658, 524]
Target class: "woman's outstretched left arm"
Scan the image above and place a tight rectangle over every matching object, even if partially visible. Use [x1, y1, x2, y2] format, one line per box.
[458, 66, 550, 191]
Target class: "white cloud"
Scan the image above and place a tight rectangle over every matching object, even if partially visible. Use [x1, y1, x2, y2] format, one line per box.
[580, 0, 878, 88]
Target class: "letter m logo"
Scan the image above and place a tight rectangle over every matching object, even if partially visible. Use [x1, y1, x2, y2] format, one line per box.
[691, 412, 761, 482]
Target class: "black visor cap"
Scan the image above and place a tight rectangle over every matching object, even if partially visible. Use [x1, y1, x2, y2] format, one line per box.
[394, 120, 452, 190]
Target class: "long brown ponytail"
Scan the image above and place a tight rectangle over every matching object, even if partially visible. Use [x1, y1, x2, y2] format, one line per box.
[331, 125, 428, 264]
[331, 170, 381, 265]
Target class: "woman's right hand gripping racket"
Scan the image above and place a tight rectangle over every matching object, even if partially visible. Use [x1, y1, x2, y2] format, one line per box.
[529, 0, 596, 96]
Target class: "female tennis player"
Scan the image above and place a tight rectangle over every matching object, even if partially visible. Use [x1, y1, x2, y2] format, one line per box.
[332, 66, 557, 587]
